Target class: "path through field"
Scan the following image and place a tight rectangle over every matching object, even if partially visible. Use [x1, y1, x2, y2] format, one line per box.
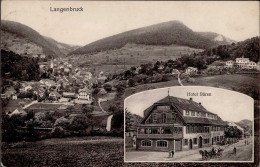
[22, 100, 37, 109]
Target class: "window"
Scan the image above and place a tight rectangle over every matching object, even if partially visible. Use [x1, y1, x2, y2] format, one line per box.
[178, 127, 182, 133]
[152, 113, 157, 122]
[138, 128, 145, 134]
[141, 140, 152, 147]
[162, 113, 166, 123]
[162, 127, 172, 134]
[185, 110, 190, 116]
[186, 126, 190, 134]
[151, 128, 160, 134]
[204, 138, 209, 144]
[184, 139, 188, 146]
[191, 111, 195, 116]
[193, 138, 197, 144]
[191, 126, 194, 133]
[171, 113, 176, 122]
[157, 140, 168, 148]
[197, 112, 200, 117]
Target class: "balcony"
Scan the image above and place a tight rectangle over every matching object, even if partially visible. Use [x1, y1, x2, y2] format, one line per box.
[137, 126, 183, 139]
[137, 133, 183, 139]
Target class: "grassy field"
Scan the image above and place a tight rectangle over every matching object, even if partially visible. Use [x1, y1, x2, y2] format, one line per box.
[183, 74, 259, 90]
[25, 103, 63, 113]
[70, 44, 202, 75]
[122, 74, 259, 99]
[3, 99, 33, 113]
[2, 136, 124, 167]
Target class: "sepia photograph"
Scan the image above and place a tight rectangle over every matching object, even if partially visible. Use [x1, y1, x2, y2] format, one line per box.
[124, 86, 254, 162]
[1, 1, 259, 166]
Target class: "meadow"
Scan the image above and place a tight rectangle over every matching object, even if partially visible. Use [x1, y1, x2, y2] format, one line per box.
[70, 44, 202, 75]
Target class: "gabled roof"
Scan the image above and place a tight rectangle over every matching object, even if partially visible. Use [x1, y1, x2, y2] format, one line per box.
[141, 96, 226, 126]
[155, 96, 209, 113]
[78, 87, 91, 93]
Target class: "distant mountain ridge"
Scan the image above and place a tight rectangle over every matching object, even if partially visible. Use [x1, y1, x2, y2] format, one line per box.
[69, 20, 234, 55]
[1, 20, 77, 58]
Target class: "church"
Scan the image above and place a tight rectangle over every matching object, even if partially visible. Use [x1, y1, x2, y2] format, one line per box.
[136, 93, 227, 152]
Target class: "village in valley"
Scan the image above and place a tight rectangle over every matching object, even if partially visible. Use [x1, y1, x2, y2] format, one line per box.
[1, 1, 259, 166]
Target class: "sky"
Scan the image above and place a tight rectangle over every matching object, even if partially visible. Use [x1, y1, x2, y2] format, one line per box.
[125, 86, 254, 123]
[1, 1, 259, 46]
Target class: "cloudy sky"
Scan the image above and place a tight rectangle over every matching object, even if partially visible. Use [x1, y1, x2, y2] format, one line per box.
[125, 86, 254, 123]
[1, 1, 259, 46]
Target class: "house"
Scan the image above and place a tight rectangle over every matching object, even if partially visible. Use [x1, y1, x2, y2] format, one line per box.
[33, 87, 45, 98]
[225, 60, 235, 68]
[245, 61, 257, 70]
[40, 79, 56, 88]
[62, 92, 76, 102]
[76, 87, 92, 104]
[235, 57, 250, 69]
[171, 69, 180, 75]
[9, 108, 27, 117]
[49, 91, 61, 101]
[136, 95, 226, 152]
[80, 71, 92, 80]
[32, 54, 39, 58]
[24, 85, 33, 92]
[125, 130, 137, 148]
[185, 67, 198, 75]
[64, 68, 70, 73]
[4, 87, 17, 99]
[40, 54, 46, 59]
[228, 122, 244, 139]
[99, 71, 104, 78]
[257, 62, 260, 71]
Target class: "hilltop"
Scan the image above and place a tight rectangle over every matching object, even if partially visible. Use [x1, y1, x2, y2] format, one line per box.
[69, 20, 233, 55]
[1, 20, 71, 58]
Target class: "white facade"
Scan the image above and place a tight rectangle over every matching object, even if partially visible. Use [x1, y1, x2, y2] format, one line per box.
[76, 87, 92, 104]
[225, 60, 234, 68]
[185, 67, 198, 75]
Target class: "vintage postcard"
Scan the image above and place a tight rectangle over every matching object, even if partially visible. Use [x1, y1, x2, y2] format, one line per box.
[1, 1, 259, 167]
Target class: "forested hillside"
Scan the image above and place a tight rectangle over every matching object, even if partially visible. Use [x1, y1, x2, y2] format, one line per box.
[1, 50, 40, 81]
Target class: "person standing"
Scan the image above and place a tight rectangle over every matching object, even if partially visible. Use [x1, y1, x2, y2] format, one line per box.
[233, 146, 236, 155]
[171, 150, 175, 158]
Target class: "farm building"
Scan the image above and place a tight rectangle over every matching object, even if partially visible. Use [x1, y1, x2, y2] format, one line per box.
[136, 95, 227, 152]
[185, 67, 198, 75]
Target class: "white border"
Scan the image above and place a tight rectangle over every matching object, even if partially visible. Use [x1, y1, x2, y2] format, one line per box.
[124, 86, 254, 163]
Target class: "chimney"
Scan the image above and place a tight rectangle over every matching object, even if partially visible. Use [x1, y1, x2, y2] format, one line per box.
[189, 98, 193, 101]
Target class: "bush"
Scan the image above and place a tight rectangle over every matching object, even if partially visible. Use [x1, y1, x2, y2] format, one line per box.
[103, 84, 112, 92]
[51, 126, 65, 138]
[128, 78, 136, 87]
[68, 115, 89, 131]
[54, 117, 70, 129]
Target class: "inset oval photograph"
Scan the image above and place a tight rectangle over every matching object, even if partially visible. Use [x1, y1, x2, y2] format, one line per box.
[124, 86, 254, 162]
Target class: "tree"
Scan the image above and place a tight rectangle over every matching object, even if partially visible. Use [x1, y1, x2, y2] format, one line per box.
[104, 83, 112, 92]
[128, 78, 136, 87]
[82, 105, 94, 115]
[125, 109, 134, 132]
